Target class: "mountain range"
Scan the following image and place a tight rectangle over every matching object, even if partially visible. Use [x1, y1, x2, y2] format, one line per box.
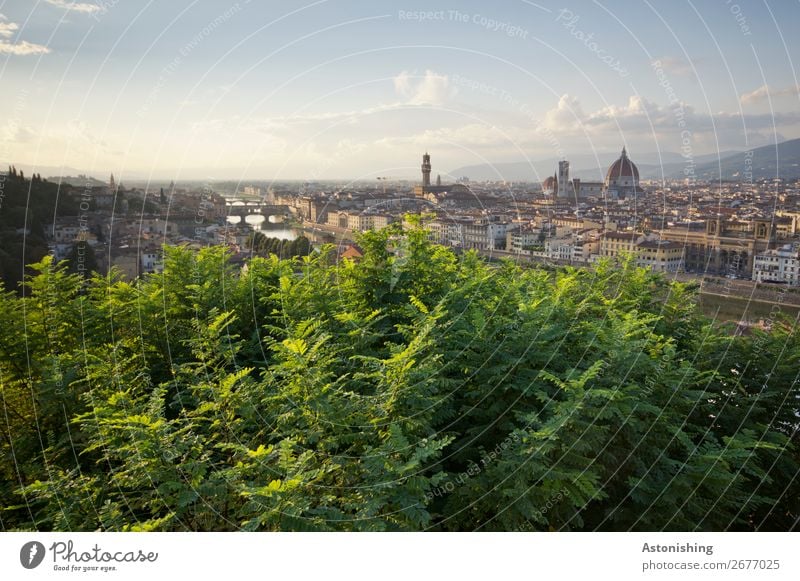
[448, 138, 800, 182]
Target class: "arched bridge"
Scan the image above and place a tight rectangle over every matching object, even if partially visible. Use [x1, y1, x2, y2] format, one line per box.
[226, 201, 292, 219]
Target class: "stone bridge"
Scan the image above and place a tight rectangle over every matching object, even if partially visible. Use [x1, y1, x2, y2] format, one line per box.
[226, 202, 292, 219]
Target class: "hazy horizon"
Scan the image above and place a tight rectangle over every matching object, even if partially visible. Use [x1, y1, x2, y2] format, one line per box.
[3, 0, 799, 181]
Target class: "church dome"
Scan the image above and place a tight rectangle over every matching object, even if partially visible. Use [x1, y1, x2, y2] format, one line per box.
[606, 147, 639, 182]
[543, 176, 557, 190]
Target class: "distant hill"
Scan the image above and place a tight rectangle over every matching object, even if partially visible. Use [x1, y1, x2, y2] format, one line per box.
[49, 175, 108, 187]
[448, 150, 740, 183]
[673, 138, 800, 180]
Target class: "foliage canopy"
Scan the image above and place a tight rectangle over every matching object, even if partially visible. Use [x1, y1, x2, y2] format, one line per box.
[1, 222, 798, 531]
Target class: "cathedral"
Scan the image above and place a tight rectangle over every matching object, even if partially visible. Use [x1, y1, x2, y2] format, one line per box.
[541, 147, 642, 202]
[603, 147, 641, 199]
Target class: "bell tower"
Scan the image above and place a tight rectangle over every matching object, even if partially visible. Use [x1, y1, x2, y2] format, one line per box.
[557, 160, 570, 198]
[421, 152, 431, 187]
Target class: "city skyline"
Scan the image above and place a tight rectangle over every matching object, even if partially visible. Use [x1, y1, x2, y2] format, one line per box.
[2, 0, 800, 179]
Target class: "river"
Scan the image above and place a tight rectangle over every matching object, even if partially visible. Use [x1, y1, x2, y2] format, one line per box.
[226, 215, 298, 240]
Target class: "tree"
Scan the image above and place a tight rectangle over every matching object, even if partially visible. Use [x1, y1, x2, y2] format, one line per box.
[1, 219, 797, 532]
[66, 240, 100, 277]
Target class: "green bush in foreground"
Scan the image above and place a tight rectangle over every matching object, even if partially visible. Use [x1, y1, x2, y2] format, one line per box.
[1, 221, 798, 531]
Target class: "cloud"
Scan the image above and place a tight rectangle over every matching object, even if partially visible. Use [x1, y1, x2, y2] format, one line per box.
[650, 56, 700, 77]
[393, 70, 413, 96]
[44, 0, 104, 14]
[195, 103, 406, 136]
[740, 84, 799, 104]
[393, 70, 455, 106]
[0, 15, 19, 38]
[542, 94, 585, 132]
[377, 123, 522, 148]
[0, 40, 51, 55]
[0, 13, 50, 55]
[536, 92, 800, 152]
[587, 95, 661, 125]
[0, 121, 37, 143]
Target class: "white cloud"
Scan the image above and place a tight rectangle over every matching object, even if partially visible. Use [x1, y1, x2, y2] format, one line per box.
[0, 13, 50, 55]
[587, 95, 662, 125]
[393, 70, 455, 106]
[0, 14, 19, 38]
[740, 85, 770, 104]
[0, 40, 50, 55]
[44, 0, 104, 15]
[0, 121, 36, 143]
[194, 103, 404, 136]
[535, 92, 800, 154]
[393, 70, 413, 96]
[740, 84, 799, 105]
[542, 94, 585, 132]
[377, 123, 521, 148]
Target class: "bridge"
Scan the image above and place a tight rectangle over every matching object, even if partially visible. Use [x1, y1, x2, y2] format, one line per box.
[225, 201, 292, 220]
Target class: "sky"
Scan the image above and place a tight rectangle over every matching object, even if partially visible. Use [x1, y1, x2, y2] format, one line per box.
[1, 0, 799, 181]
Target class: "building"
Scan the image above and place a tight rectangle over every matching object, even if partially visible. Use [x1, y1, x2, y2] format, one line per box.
[462, 220, 508, 251]
[543, 159, 603, 201]
[575, 179, 604, 198]
[421, 152, 431, 186]
[600, 231, 645, 258]
[753, 243, 800, 285]
[635, 240, 684, 273]
[507, 227, 544, 253]
[659, 218, 776, 276]
[604, 147, 641, 199]
[327, 211, 395, 232]
[424, 217, 507, 251]
[557, 160, 570, 198]
[141, 250, 164, 274]
[413, 152, 472, 199]
[546, 235, 575, 261]
[542, 175, 557, 196]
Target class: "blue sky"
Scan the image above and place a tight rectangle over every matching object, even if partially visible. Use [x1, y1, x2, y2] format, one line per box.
[1, 0, 799, 180]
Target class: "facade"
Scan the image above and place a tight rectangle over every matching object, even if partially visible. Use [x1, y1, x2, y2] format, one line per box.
[545, 161, 604, 201]
[425, 218, 508, 251]
[659, 218, 776, 276]
[426, 219, 464, 247]
[577, 180, 604, 198]
[598, 232, 684, 272]
[635, 240, 684, 273]
[600, 231, 645, 258]
[507, 228, 544, 253]
[462, 220, 508, 251]
[327, 211, 394, 232]
[753, 243, 800, 285]
[546, 236, 575, 261]
[141, 251, 164, 274]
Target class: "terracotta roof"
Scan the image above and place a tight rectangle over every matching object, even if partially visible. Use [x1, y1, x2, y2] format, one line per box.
[606, 147, 639, 181]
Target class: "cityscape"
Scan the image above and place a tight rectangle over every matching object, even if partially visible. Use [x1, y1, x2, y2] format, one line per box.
[24, 139, 800, 327]
[1, 0, 799, 567]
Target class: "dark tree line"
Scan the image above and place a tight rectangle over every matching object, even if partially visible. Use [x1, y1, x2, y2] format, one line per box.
[0, 172, 81, 291]
[247, 232, 312, 258]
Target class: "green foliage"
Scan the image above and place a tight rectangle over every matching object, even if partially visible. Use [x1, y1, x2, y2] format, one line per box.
[246, 233, 312, 259]
[0, 172, 80, 291]
[0, 218, 798, 531]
